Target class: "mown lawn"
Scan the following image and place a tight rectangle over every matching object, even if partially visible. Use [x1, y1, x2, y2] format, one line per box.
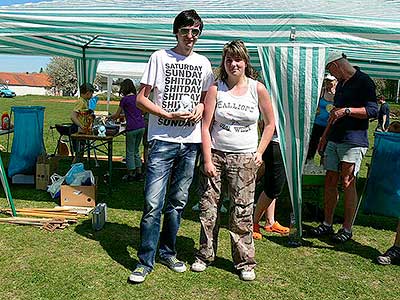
[0, 96, 399, 300]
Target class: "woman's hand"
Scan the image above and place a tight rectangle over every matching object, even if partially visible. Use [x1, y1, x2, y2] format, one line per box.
[254, 152, 263, 167]
[317, 135, 328, 155]
[189, 103, 204, 123]
[204, 161, 217, 177]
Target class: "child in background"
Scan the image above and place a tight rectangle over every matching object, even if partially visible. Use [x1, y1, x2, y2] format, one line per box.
[112, 79, 145, 181]
[71, 83, 96, 133]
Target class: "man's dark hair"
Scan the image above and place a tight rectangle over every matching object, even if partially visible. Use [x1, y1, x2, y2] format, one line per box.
[80, 83, 95, 94]
[173, 9, 203, 34]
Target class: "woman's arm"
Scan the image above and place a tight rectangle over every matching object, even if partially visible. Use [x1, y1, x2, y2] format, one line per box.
[136, 84, 193, 121]
[111, 106, 123, 120]
[201, 84, 218, 177]
[256, 82, 275, 166]
[317, 117, 333, 155]
[70, 111, 82, 130]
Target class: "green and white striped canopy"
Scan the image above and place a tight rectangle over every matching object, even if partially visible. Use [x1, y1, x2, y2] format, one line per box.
[1, 0, 400, 78]
[1, 0, 400, 240]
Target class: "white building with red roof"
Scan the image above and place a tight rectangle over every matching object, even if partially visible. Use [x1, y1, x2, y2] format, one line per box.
[0, 72, 53, 96]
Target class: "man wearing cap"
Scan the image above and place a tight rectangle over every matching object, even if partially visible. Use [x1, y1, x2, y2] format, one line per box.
[310, 51, 378, 243]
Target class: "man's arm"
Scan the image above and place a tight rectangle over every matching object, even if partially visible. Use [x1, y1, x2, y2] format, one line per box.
[382, 114, 388, 131]
[329, 76, 377, 123]
[328, 106, 368, 123]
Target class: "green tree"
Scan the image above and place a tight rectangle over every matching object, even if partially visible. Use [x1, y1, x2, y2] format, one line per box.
[374, 78, 398, 101]
[45, 56, 77, 96]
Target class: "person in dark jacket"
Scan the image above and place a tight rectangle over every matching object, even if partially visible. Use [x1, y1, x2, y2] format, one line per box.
[310, 51, 378, 243]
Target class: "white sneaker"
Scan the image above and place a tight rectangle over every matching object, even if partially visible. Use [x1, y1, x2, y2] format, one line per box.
[191, 260, 207, 272]
[192, 203, 200, 211]
[128, 266, 149, 284]
[240, 269, 256, 281]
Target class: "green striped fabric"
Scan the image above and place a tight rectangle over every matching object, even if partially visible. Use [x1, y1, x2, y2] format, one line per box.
[259, 46, 326, 239]
[1, 1, 399, 238]
[74, 58, 99, 85]
[1, 0, 400, 79]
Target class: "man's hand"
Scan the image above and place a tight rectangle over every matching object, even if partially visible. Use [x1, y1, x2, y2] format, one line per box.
[328, 107, 346, 124]
[168, 111, 193, 121]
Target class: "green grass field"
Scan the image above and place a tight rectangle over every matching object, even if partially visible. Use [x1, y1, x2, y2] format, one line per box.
[0, 96, 399, 300]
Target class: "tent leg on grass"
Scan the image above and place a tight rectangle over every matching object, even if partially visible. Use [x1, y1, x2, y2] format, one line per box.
[0, 154, 17, 217]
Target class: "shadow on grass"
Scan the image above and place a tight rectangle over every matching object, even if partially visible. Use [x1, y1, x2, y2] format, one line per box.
[265, 224, 381, 262]
[75, 220, 140, 271]
[74, 219, 198, 272]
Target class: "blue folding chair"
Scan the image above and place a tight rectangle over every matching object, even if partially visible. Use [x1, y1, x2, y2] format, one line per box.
[362, 132, 400, 218]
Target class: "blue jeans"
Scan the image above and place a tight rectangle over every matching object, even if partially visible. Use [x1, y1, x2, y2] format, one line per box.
[137, 140, 200, 271]
[125, 128, 145, 171]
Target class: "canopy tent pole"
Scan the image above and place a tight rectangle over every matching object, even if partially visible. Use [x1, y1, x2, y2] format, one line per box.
[0, 155, 17, 217]
[106, 76, 112, 113]
[258, 45, 326, 245]
[396, 80, 400, 103]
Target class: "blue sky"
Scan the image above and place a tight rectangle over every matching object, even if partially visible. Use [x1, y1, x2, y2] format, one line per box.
[2, 0, 45, 5]
[1, 0, 51, 73]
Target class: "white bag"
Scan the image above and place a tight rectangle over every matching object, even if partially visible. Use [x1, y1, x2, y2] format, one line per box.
[47, 173, 65, 198]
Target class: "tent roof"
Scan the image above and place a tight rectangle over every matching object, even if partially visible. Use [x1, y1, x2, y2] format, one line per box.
[96, 61, 146, 78]
[1, 0, 400, 78]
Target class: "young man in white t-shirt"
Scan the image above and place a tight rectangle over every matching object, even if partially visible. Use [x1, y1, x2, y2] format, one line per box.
[128, 9, 214, 284]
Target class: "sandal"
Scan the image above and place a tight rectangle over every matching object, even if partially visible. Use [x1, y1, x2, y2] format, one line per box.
[252, 223, 262, 240]
[310, 223, 334, 237]
[264, 221, 289, 235]
[332, 228, 352, 243]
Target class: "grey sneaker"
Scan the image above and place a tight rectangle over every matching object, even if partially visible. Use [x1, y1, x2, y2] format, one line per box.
[191, 260, 207, 272]
[128, 266, 149, 283]
[240, 269, 256, 281]
[160, 256, 187, 273]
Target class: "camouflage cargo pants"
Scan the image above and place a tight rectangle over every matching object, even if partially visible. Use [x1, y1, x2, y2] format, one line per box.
[196, 150, 258, 270]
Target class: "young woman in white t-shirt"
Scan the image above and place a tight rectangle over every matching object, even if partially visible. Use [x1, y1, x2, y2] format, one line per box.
[191, 40, 275, 281]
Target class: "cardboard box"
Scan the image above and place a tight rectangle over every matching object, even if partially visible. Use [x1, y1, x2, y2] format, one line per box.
[60, 184, 96, 207]
[35, 154, 61, 190]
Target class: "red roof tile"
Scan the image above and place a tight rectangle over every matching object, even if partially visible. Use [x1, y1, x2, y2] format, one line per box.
[0, 72, 52, 87]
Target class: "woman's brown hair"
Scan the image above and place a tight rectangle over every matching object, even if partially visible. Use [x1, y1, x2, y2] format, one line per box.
[216, 40, 258, 83]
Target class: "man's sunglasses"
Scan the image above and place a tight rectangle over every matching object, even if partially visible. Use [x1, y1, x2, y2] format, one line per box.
[178, 28, 201, 37]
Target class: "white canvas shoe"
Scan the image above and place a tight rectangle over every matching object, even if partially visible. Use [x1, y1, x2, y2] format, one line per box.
[191, 260, 207, 272]
[240, 269, 256, 281]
